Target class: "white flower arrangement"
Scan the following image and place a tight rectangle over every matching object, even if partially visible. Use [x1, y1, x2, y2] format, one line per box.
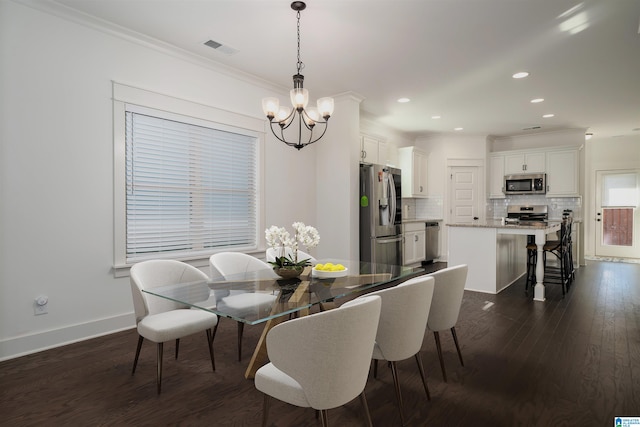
[265, 222, 320, 267]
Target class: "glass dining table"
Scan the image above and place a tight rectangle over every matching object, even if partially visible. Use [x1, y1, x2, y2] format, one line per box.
[142, 259, 420, 379]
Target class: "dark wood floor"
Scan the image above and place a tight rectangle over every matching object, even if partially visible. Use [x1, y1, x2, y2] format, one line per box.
[1, 260, 639, 426]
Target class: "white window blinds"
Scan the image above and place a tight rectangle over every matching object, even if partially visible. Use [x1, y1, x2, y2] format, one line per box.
[125, 110, 258, 262]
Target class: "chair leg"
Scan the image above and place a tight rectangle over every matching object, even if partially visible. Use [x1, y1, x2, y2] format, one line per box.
[132, 335, 144, 375]
[414, 353, 431, 401]
[261, 394, 270, 427]
[319, 409, 330, 427]
[175, 338, 180, 359]
[389, 361, 406, 426]
[237, 321, 244, 362]
[526, 249, 537, 291]
[206, 328, 216, 372]
[360, 391, 373, 427]
[433, 331, 447, 382]
[156, 342, 164, 394]
[450, 327, 464, 367]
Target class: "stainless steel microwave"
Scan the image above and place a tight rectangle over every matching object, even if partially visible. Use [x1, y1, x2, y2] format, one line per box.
[504, 173, 546, 195]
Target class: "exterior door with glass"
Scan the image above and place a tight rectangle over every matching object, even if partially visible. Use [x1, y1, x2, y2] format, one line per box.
[595, 170, 640, 259]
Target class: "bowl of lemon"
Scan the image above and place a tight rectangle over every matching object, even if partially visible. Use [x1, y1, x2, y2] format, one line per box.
[312, 262, 348, 278]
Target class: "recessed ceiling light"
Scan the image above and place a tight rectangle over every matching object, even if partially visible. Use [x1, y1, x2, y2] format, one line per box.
[512, 71, 529, 79]
[542, 114, 555, 118]
[397, 98, 410, 103]
[454, 127, 463, 131]
[585, 133, 593, 140]
[431, 115, 441, 119]
[531, 98, 544, 103]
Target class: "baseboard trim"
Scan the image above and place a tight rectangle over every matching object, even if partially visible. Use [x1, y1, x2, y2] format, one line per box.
[0, 313, 135, 362]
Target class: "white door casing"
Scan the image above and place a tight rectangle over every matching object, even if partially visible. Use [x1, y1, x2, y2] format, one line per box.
[595, 169, 640, 259]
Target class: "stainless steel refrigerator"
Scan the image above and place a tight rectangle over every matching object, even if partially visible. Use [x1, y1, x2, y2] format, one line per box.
[359, 163, 403, 267]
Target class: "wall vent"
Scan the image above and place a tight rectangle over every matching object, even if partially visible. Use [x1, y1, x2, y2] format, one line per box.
[204, 39, 238, 55]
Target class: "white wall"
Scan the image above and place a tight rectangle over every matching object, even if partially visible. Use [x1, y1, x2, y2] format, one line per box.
[0, 1, 325, 360]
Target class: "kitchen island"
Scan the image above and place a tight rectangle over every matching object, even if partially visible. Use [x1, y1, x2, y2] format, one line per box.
[447, 220, 561, 301]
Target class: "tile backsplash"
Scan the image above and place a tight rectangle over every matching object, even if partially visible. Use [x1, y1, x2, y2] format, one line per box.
[402, 197, 444, 220]
[488, 195, 582, 220]
[402, 195, 582, 221]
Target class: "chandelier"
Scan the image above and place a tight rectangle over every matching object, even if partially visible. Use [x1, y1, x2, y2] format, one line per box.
[261, 1, 334, 150]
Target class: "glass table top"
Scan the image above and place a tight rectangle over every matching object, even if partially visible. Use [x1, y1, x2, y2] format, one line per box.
[142, 259, 418, 325]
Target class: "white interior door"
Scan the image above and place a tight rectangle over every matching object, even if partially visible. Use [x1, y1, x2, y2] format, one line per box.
[595, 169, 640, 259]
[449, 166, 480, 223]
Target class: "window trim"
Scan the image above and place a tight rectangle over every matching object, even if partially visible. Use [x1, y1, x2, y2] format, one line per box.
[112, 82, 266, 277]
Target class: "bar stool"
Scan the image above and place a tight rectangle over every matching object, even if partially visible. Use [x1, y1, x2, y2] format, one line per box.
[525, 240, 537, 291]
[563, 216, 575, 282]
[525, 220, 571, 296]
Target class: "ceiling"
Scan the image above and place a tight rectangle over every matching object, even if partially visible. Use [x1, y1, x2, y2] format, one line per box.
[47, 0, 640, 140]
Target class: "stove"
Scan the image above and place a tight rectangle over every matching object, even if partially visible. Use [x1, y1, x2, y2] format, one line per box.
[506, 205, 548, 225]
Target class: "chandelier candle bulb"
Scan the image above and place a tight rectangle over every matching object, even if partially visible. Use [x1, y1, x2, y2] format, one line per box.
[262, 98, 279, 119]
[277, 107, 290, 123]
[291, 87, 309, 109]
[317, 97, 334, 118]
[304, 108, 319, 126]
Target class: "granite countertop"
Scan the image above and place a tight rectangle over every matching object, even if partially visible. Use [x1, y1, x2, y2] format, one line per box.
[403, 218, 443, 223]
[446, 219, 562, 229]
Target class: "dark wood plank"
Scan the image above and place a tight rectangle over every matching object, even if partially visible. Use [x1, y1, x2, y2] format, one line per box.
[1, 260, 639, 426]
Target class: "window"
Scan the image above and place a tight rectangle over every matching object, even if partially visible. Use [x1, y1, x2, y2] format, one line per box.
[113, 83, 265, 273]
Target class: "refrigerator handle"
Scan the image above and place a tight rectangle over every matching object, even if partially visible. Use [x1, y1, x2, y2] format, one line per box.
[388, 172, 397, 225]
[376, 236, 403, 244]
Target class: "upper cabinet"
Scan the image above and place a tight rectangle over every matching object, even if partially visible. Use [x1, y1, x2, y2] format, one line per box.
[398, 146, 428, 198]
[488, 153, 506, 199]
[489, 146, 581, 198]
[504, 151, 546, 174]
[546, 148, 579, 197]
[360, 135, 394, 166]
[360, 135, 379, 163]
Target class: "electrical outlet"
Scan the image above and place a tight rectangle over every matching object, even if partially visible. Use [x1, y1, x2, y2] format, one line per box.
[34, 295, 48, 315]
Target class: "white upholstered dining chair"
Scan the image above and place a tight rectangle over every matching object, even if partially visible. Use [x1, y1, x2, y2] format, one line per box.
[129, 260, 219, 394]
[209, 252, 277, 361]
[426, 264, 468, 382]
[254, 295, 382, 427]
[363, 274, 435, 425]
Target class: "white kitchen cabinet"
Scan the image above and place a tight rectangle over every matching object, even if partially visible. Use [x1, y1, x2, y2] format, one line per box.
[546, 148, 579, 197]
[360, 135, 390, 165]
[504, 151, 545, 174]
[403, 222, 426, 265]
[398, 146, 428, 198]
[360, 135, 379, 164]
[489, 153, 506, 198]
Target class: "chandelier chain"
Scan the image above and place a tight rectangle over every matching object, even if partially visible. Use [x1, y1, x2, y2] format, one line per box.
[296, 9, 303, 74]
